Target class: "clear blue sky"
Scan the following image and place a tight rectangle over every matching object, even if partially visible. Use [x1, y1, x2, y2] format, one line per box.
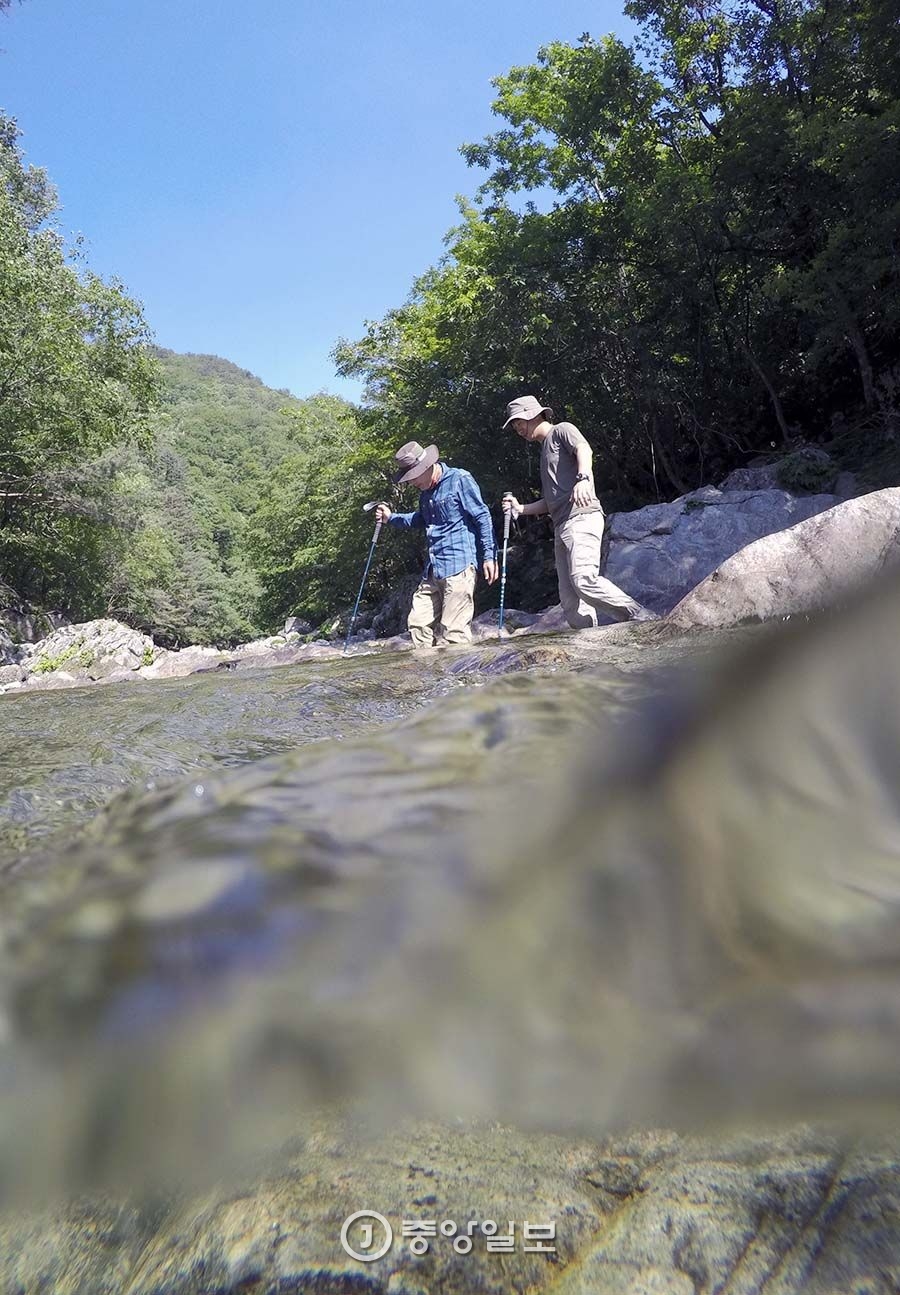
[2, 0, 633, 401]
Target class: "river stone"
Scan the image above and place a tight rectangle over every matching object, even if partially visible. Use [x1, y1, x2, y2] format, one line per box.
[719, 446, 841, 496]
[510, 603, 571, 634]
[670, 486, 900, 628]
[0, 663, 24, 684]
[450, 644, 576, 675]
[471, 608, 541, 639]
[283, 616, 313, 635]
[22, 618, 157, 681]
[234, 634, 290, 657]
[0, 627, 18, 666]
[551, 1126, 900, 1295]
[1, 1121, 898, 1294]
[604, 486, 838, 615]
[141, 645, 229, 679]
[719, 463, 783, 491]
[23, 669, 85, 690]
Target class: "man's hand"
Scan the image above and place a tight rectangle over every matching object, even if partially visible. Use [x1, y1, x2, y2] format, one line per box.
[502, 494, 523, 519]
[571, 478, 595, 508]
[374, 502, 392, 524]
[482, 559, 498, 585]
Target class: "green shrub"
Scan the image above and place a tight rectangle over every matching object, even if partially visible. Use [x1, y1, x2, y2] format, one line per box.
[33, 635, 87, 674]
[776, 450, 836, 494]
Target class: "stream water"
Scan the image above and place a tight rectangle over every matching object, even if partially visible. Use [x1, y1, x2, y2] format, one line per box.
[0, 632, 671, 1198]
[2, 606, 900, 1211]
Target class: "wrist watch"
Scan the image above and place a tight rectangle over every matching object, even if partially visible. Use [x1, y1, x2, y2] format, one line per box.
[574, 473, 591, 483]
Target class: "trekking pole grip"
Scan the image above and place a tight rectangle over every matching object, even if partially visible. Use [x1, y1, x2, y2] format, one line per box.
[502, 492, 514, 540]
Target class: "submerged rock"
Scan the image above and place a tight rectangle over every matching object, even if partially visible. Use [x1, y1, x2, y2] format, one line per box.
[1, 1119, 898, 1293]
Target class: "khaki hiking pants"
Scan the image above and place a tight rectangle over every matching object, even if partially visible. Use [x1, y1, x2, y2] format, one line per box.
[555, 512, 644, 628]
[407, 565, 477, 649]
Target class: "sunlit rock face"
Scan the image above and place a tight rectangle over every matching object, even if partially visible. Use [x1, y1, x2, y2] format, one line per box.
[670, 487, 900, 627]
[17, 618, 158, 684]
[604, 484, 840, 614]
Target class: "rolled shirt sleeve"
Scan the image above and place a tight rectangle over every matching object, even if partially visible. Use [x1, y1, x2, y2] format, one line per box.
[387, 511, 425, 530]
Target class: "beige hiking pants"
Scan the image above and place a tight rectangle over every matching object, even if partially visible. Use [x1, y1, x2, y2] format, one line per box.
[555, 512, 644, 628]
[407, 565, 477, 649]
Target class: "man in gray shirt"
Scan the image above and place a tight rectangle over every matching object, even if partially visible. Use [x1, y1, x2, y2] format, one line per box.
[501, 394, 657, 627]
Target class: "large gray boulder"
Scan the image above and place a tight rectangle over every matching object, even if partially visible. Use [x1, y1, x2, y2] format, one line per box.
[671, 486, 900, 628]
[0, 627, 19, 667]
[22, 619, 159, 683]
[0, 608, 69, 654]
[282, 616, 313, 636]
[140, 645, 230, 680]
[605, 485, 839, 614]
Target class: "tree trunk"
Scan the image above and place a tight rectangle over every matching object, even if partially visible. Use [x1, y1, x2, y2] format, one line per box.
[825, 275, 877, 412]
[843, 316, 877, 412]
[739, 341, 792, 443]
[649, 414, 691, 496]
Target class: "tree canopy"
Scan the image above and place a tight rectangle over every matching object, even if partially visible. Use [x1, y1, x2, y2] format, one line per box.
[336, 0, 900, 512]
[0, 114, 158, 612]
[4, 0, 899, 638]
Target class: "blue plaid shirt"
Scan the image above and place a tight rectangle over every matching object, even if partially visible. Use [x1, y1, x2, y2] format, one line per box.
[388, 463, 496, 579]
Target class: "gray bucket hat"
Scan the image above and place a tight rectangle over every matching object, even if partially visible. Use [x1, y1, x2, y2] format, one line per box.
[502, 394, 554, 428]
[394, 440, 440, 484]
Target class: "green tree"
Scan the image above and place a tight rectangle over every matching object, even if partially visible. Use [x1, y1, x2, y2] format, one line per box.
[109, 351, 320, 645]
[245, 394, 410, 630]
[337, 0, 900, 525]
[0, 115, 157, 611]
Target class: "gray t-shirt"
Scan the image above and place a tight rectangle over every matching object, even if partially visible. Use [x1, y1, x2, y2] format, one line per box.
[540, 422, 602, 526]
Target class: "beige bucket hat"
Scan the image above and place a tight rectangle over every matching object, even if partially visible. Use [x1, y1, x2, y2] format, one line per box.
[502, 395, 554, 428]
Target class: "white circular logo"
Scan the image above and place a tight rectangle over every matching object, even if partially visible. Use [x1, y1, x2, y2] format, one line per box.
[340, 1209, 393, 1262]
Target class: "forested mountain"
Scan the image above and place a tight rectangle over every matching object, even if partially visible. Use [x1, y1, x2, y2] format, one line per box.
[112, 349, 301, 645]
[111, 352, 389, 646]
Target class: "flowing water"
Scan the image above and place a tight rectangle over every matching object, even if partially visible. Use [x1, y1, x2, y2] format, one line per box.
[0, 633, 673, 1196]
[2, 602, 900, 1215]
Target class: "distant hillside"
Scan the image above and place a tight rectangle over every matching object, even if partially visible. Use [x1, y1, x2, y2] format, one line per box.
[113, 350, 356, 646]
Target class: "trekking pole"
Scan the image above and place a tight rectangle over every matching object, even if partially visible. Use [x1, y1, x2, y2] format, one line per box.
[343, 502, 383, 655]
[498, 493, 513, 635]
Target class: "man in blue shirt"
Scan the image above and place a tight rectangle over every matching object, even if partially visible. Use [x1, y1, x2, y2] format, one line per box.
[376, 440, 498, 649]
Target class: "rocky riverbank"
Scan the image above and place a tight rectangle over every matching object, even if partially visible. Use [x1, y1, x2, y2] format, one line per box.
[2, 484, 899, 697]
